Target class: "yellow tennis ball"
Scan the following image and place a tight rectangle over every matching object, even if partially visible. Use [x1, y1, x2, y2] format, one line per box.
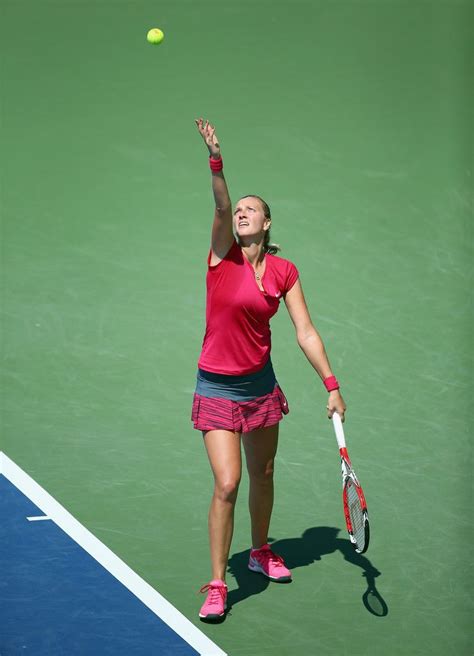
[147, 28, 164, 45]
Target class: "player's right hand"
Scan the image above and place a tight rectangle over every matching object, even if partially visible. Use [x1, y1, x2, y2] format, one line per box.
[195, 118, 221, 159]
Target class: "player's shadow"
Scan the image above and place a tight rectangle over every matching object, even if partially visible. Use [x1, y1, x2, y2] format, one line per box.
[227, 526, 388, 617]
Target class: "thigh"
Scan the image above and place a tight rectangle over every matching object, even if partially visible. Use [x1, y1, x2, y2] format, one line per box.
[242, 424, 279, 477]
[204, 430, 242, 483]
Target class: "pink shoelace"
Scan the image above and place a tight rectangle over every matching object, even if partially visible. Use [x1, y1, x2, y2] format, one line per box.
[254, 548, 286, 568]
[200, 583, 226, 607]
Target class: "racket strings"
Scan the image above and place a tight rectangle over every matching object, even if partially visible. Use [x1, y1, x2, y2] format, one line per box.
[346, 480, 366, 547]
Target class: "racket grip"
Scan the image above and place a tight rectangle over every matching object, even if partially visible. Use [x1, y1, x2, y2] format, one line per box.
[332, 412, 346, 450]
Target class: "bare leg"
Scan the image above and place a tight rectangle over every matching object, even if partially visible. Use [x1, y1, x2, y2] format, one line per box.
[242, 424, 279, 549]
[203, 430, 242, 581]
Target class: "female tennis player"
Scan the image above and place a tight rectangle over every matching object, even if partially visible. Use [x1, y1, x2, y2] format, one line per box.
[194, 119, 346, 622]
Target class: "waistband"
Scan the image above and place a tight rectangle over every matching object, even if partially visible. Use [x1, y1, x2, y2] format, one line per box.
[195, 359, 277, 401]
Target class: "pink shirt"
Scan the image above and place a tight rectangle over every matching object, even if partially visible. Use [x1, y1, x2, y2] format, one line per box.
[198, 240, 299, 375]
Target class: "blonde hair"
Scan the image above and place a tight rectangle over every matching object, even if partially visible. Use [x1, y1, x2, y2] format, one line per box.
[240, 195, 281, 255]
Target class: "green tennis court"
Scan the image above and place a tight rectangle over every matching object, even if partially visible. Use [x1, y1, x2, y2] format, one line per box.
[1, 0, 472, 654]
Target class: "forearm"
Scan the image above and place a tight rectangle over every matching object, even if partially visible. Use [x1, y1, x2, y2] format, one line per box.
[211, 169, 231, 213]
[285, 278, 346, 418]
[297, 329, 334, 381]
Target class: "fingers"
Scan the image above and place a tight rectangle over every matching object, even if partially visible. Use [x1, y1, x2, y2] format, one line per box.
[195, 120, 209, 142]
[195, 118, 221, 157]
[206, 124, 214, 145]
[195, 118, 216, 139]
[326, 405, 346, 422]
[195, 118, 206, 140]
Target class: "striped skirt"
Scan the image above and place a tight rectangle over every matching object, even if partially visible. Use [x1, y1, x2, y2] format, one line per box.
[191, 359, 289, 433]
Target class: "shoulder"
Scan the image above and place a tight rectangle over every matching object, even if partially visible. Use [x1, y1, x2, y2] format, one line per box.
[266, 253, 298, 273]
[208, 239, 243, 268]
[266, 253, 299, 294]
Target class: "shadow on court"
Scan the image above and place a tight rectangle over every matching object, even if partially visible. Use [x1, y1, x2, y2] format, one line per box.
[227, 527, 388, 617]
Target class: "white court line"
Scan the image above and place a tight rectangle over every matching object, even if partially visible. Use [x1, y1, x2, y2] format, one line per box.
[27, 515, 51, 521]
[0, 451, 227, 656]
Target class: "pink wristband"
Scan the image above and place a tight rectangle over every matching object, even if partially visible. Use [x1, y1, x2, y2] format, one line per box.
[209, 156, 223, 172]
[323, 375, 340, 392]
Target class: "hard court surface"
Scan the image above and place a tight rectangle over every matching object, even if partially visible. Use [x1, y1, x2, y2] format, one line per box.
[1, 1, 472, 654]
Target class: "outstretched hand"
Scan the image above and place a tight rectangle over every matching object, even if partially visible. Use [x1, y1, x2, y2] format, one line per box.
[195, 118, 221, 159]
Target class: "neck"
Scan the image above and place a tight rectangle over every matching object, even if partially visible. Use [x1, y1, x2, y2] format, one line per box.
[240, 241, 265, 265]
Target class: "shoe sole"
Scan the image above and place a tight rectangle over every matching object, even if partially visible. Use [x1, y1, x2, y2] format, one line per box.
[199, 605, 227, 622]
[248, 562, 292, 582]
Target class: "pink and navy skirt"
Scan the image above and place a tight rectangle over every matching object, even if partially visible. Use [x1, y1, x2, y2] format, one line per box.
[191, 359, 289, 433]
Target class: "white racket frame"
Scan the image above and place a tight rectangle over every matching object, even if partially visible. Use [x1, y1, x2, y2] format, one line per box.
[331, 412, 369, 553]
[332, 412, 356, 481]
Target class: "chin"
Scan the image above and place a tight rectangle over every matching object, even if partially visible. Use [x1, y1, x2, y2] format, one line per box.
[237, 229, 256, 238]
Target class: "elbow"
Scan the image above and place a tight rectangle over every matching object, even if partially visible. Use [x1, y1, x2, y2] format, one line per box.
[297, 328, 318, 350]
[215, 203, 231, 215]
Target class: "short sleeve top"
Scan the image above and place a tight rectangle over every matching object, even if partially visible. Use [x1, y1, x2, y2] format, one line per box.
[198, 240, 299, 375]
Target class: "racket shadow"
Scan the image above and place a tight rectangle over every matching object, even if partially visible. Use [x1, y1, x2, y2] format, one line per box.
[227, 526, 388, 616]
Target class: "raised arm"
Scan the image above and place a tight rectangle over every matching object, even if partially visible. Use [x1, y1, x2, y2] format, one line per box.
[284, 280, 347, 421]
[195, 118, 234, 264]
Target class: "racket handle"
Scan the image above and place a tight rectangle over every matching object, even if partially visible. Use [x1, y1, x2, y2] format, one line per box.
[332, 412, 347, 450]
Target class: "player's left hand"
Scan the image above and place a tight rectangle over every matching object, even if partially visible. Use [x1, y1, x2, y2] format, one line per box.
[326, 391, 346, 421]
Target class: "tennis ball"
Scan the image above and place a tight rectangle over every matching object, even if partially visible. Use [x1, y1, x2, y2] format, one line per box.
[147, 28, 164, 45]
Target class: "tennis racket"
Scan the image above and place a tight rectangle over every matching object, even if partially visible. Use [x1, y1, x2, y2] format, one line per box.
[331, 412, 370, 553]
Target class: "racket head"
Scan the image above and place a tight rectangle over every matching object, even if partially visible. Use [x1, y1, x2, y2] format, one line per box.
[343, 475, 370, 553]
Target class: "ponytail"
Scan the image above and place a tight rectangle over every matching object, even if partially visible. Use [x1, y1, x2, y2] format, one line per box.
[263, 230, 281, 255]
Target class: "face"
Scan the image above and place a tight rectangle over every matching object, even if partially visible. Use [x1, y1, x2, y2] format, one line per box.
[233, 197, 271, 239]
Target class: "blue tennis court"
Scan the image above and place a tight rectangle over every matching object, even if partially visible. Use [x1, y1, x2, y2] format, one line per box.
[0, 454, 226, 656]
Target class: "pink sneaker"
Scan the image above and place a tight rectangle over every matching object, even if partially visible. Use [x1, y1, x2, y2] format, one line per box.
[248, 544, 292, 582]
[199, 580, 228, 621]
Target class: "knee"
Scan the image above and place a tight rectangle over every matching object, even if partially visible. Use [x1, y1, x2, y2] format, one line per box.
[214, 478, 241, 504]
[249, 459, 275, 484]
